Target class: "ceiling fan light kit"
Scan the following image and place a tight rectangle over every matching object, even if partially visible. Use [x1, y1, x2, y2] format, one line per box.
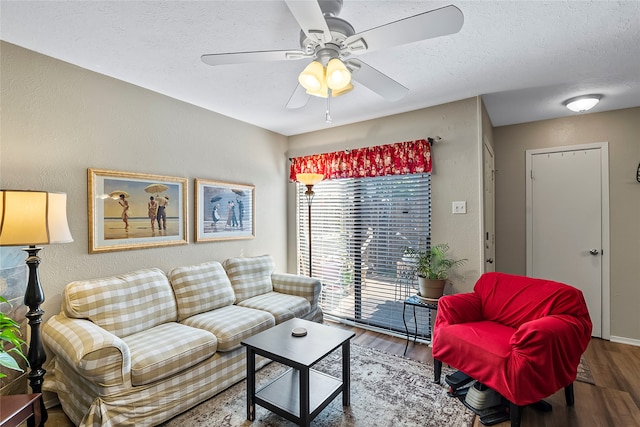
[201, 0, 464, 113]
[564, 94, 602, 112]
[299, 57, 352, 98]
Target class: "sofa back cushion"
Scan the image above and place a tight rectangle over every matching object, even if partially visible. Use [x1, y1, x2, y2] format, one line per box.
[168, 261, 236, 321]
[62, 268, 178, 338]
[474, 272, 590, 329]
[222, 255, 274, 302]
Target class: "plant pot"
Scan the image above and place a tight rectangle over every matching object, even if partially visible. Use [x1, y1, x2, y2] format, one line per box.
[418, 277, 446, 299]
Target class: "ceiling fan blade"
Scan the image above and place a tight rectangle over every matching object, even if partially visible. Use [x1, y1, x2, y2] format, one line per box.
[347, 59, 408, 102]
[285, 0, 332, 44]
[201, 49, 309, 66]
[344, 5, 464, 54]
[286, 84, 311, 109]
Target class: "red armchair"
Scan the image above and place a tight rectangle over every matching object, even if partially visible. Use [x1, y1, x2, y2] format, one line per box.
[432, 272, 592, 426]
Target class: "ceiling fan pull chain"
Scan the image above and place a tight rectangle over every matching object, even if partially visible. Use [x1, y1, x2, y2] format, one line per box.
[326, 89, 333, 123]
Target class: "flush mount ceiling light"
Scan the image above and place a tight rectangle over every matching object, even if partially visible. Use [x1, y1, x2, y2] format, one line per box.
[564, 95, 602, 113]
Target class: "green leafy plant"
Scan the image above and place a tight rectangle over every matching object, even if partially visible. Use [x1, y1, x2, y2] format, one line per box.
[0, 296, 27, 379]
[415, 243, 467, 280]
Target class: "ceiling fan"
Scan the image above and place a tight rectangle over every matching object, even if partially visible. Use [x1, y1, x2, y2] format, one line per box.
[201, 0, 464, 109]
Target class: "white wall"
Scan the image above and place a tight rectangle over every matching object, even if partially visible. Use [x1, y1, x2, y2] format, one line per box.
[0, 42, 289, 319]
[493, 107, 640, 342]
[287, 97, 484, 294]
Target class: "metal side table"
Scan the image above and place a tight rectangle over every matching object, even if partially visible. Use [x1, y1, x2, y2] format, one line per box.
[402, 294, 438, 355]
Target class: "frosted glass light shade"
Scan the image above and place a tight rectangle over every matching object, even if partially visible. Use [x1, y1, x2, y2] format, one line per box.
[564, 95, 601, 112]
[296, 173, 324, 186]
[0, 190, 73, 246]
[306, 77, 329, 98]
[298, 61, 325, 91]
[326, 58, 351, 90]
[331, 82, 354, 97]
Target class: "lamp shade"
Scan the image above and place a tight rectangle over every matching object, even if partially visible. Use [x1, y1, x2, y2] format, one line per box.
[298, 61, 325, 91]
[296, 173, 324, 186]
[0, 190, 73, 246]
[564, 95, 601, 112]
[326, 58, 351, 90]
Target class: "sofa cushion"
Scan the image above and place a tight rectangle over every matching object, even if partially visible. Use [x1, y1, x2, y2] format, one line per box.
[62, 268, 178, 338]
[222, 255, 274, 302]
[181, 305, 275, 352]
[122, 322, 217, 386]
[168, 261, 236, 321]
[237, 291, 311, 324]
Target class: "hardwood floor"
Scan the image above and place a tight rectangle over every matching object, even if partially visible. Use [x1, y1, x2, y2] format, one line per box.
[330, 321, 640, 427]
[47, 321, 640, 426]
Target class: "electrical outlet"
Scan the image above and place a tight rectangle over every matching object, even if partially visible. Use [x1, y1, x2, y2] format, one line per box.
[452, 201, 466, 214]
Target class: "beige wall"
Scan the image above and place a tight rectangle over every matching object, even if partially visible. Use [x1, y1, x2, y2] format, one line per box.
[287, 97, 485, 294]
[493, 107, 640, 342]
[0, 42, 289, 319]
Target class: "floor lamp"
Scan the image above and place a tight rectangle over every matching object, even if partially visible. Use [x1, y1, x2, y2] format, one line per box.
[296, 173, 324, 277]
[0, 190, 73, 425]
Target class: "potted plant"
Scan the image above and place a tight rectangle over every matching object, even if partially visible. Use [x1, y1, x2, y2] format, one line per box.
[415, 243, 466, 299]
[0, 296, 27, 379]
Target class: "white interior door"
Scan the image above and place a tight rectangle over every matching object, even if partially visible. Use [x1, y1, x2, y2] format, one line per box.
[526, 143, 609, 338]
[483, 141, 495, 272]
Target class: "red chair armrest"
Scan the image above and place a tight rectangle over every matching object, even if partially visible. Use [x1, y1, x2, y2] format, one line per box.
[511, 314, 591, 366]
[435, 292, 483, 326]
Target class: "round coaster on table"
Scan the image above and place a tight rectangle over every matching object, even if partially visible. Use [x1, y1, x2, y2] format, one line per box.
[291, 327, 308, 337]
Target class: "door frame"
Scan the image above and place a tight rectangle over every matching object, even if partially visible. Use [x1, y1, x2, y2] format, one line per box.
[483, 138, 496, 273]
[525, 142, 610, 339]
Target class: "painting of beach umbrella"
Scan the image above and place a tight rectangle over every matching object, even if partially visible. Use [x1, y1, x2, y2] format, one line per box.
[210, 196, 222, 203]
[108, 190, 130, 199]
[232, 189, 245, 196]
[144, 183, 169, 195]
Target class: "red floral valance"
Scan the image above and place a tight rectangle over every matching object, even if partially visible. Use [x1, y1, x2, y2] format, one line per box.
[289, 139, 432, 181]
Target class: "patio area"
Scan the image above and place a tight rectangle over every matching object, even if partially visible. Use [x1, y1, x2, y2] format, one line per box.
[319, 273, 434, 339]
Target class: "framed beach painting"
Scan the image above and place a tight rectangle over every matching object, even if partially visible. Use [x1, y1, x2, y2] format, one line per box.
[195, 179, 255, 242]
[88, 168, 188, 253]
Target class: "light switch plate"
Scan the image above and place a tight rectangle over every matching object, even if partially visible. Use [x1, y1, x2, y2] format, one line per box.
[452, 201, 466, 214]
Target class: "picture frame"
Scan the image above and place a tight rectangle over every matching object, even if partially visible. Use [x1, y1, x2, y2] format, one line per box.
[88, 168, 188, 253]
[195, 179, 255, 242]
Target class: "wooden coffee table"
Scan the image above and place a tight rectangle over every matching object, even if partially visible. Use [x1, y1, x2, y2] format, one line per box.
[241, 318, 355, 427]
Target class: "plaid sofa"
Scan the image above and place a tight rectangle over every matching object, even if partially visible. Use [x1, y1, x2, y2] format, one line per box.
[42, 255, 322, 427]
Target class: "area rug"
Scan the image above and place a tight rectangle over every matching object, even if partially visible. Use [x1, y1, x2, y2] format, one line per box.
[162, 344, 474, 427]
[577, 356, 595, 385]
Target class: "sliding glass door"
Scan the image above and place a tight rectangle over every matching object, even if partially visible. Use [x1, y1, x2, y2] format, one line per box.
[296, 174, 431, 334]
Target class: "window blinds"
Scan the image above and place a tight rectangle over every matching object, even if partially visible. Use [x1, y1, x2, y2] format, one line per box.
[297, 173, 432, 335]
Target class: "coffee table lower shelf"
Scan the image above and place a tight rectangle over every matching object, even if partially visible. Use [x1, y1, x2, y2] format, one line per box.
[256, 368, 343, 423]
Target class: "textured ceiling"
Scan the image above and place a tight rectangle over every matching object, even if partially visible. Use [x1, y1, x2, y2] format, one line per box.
[1, 1, 639, 136]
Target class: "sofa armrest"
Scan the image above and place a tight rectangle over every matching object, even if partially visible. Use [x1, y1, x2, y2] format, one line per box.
[435, 292, 484, 327]
[42, 314, 131, 387]
[271, 273, 321, 311]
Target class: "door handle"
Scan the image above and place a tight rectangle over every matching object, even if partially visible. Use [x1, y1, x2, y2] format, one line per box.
[589, 249, 600, 255]
[485, 258, 494, 264]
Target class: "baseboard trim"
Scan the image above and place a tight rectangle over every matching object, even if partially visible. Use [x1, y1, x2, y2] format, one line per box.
[43, 390, 60, 409]
[610, 335, 640, 347]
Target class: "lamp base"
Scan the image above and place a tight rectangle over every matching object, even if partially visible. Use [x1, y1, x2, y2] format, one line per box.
[23, 246, 48, 426]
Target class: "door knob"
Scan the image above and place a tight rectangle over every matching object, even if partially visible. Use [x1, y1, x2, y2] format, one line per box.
[485, 258, 494, 264]
[589, 249, 600, 255]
